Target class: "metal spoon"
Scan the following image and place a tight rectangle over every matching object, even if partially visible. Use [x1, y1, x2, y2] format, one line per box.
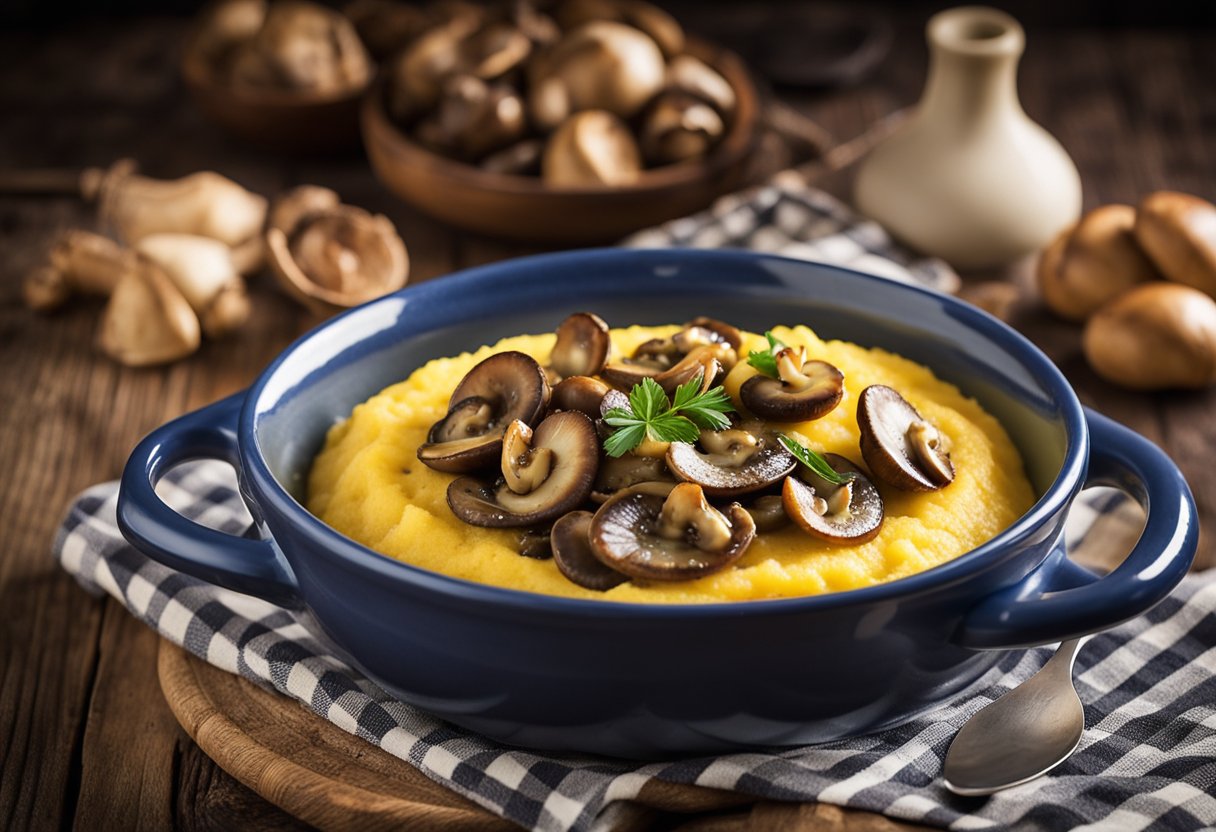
[943, 638, 1086, 796]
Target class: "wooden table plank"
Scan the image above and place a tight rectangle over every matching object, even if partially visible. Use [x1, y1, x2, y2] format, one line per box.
[0, 10, 1214, 831]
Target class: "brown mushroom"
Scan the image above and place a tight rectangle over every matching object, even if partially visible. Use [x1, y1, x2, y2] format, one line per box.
[857, 385, 954, 491]
[589, 482, 754, 581]
[418, 351, 550, 472]
[1133, 191, 1216, 299]
[447, 410, 599, 526]
[542, 110, 642, 188]
[552, 375, 612, 417]
[22, 230, 128, 312]
[601, 321, 737, 390]
[553, 0, 684, 59]
[683, 317, 742, 352]
[1037, 204, 1158, 321]
[740, 347, 844, 422]
[666, 423, 795, 497]
[98, 254, 201, 367]
[744, 494, 789, 533]
[590, 453, 674, 502]
[416, 75, 527, 160]
[530, 21, 665, 120]
[480, 138, 545, 175]
[517, 526, 553, 559]
[550, 312, 611, 378]
[1083, 282, 1216, 390]
[640, 92, 725, 166]
[551, 510, 627, 591]
[227, 0, 372, 96]
[666, 55, 736, 117]
[266, 186, 408, 314]
[388, 13, 485, 119]
[783, 454, 884, 544]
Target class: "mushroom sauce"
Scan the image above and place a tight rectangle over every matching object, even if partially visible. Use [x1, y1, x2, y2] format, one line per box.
[306, 320, 1035, 603]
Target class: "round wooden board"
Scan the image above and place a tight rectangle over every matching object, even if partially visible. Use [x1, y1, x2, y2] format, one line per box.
[158, 640, 925, 832]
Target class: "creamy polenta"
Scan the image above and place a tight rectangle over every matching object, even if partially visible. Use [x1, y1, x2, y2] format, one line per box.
[307, 325, 1035, 603]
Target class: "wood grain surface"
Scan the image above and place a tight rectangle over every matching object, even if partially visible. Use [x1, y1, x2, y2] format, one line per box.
[1, 8, 1213, 831]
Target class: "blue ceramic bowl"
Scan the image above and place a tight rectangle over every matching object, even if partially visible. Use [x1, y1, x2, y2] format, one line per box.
[118, 249, 1197, 757]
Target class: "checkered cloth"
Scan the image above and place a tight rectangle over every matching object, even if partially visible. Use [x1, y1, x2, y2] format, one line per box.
[56, 463, 1216, 831]
[620, 171, 960, 294]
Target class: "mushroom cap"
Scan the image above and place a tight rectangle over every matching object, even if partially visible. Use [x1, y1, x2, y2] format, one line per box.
[589, 482, 754, 581]
[666, 54, 736, 116]
[533, 20, 665, 118]
[550, 312, 611, 378]
[552, 374, 612, 417]
[857, 385, 954, 492]
[1082, 282, 1216, 390]
[782, 454, 884, 544]
[590, 452, 674, 502]
[740, 359, 844, 422]
[266, 195, 408, 315]
[640, 92, 725, 166]
[542, 109, 642, 188]
[446, 410, 599, 526]
[1037, 204, 1157, 322]
[98, 255, 201, 367]
[1134, 191, 1216, 299]
[665, 428, 795, 497]
[551, 510, 628, 590]
[418, 351, 550, 473]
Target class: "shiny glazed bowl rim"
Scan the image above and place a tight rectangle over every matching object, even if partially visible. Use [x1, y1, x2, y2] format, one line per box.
[241, 248, 1088, 618]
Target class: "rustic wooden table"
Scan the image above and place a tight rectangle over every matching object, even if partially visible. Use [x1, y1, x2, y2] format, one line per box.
[1, 8, 1213, 831]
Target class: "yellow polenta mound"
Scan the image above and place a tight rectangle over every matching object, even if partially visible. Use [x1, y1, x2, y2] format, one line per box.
[307, 325, 1035, 603]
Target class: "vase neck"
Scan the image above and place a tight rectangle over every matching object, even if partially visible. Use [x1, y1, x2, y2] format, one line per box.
[918, 7, 1025, 127]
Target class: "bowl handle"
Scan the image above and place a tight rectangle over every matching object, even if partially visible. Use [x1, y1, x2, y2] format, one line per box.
[116, 393, 301, 607]
[956, 407, 1197, 649]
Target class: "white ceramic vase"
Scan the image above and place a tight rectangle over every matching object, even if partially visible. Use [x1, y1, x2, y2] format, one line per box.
[855, 6, 1081, 269]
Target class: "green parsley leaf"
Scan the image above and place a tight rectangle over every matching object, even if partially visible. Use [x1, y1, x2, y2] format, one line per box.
[779, 433, 855, 486]
[599, 375, 737, 457]
[746, 331, 786, 378]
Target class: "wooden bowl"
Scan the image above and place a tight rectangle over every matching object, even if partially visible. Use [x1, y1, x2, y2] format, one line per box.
[361, 39, 759, 243]
[181, 31, 367, 153]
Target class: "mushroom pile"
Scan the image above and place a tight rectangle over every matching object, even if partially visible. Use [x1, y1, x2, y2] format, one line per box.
[189, 0, 374, 99]
[1036, 190, 1216, 390]
[22, 162, 409, 366]
[382, 0, 738, 185]
[416, 314, 958, 592]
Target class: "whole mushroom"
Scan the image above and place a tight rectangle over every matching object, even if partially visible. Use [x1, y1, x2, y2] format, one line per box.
[1133, 191, 1216, 299]
[1083, 283, 1216, 390]
[98, 255, 202, 367]
[542, 110, 642, 188]
[530, 21, 666, 122]
[1037, 204, 1158, 321]
[639, 92, 725, 166]
[266, 185, 408, 314]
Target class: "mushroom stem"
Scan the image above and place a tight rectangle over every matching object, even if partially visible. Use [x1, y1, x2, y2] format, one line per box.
[656, 482, 734, 551]
[502, 419, 554, 494]
[23, 230, 128, 312]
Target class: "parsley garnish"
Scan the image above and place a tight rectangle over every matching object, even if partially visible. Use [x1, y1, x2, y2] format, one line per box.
[779, 433, 855, 486]
[602, 375, 735, 457]
[746, 331, 787, 378]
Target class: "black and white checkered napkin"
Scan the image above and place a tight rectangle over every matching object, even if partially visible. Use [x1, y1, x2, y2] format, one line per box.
[57, 461, 1216, 832]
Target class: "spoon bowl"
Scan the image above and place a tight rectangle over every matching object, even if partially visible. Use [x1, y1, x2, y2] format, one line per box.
[943, 638, 1086, 795]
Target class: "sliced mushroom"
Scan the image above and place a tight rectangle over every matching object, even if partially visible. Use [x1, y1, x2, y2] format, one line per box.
[682, 317, 742, 351]
[744, 494, 789, 533]
[517, 526, 553, 559]
[552, 375, 611, 417]
[550, 312, 611, 378]
[418, 351, 550, 473]
[653, 345, 727, 395]
[857, 385, 954, 491]
[740, 347, 844, 422]
[551, 510, 627, 591]
[602, 328, 735, 391]
[783, 454, 883, 544]
[447, 410, 599, 526]
[589, 482, 754, 581]
[590, 453, 674, 502]
[266, 186, 408, 315]
[666, 423, 795, 497]
[542, 110, 642, 188]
